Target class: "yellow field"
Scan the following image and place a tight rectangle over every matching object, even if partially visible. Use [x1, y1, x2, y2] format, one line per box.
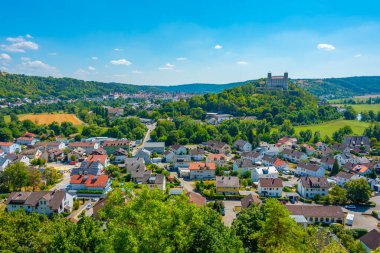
[18, 113, 83, 125]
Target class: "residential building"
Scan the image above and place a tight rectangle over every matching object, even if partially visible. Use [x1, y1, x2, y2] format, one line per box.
[206, 113, 233, 125]
[163, 150, 175, 163]
[273, 158, 288, 171]
[303, 144, 315, 156]
[16, 136, 37, 146]
[0, 142, 21, 154]
[332, 144, 350, 154]
[205, 140, 231, 154]
[343, 136, 370, 151]
[335, 171, 361, 187]
[144, 142, 165, 154]
[296, 162, 325, 177]
[297, 177, 329, 199]
[189, 162, 216, 179]
[261, 155, 276, 166]
[20, 148, 42, 160]
[68, 142, 99, 154]
[141, 173, 166, 190]
[206, 153, 227, 167]
[0, 157, 10, 171]
[173, 155, 192, 169]
[233, 139, 252, 152]
[275, 137, 297, 151]
[215, 176, 240, 195]
[35, 141, 65, 151]
[124, 157, 146, 174]
[321, 157, 335, 170]
[135, 149, 151, 164]
[281, 148, 307, 163]
[6, 190, 73, 215]
[113, 148, 128, 164]
[251, 166, 279, 182]
[71, 161, 104, 175]
[233, 159, 254, 174]
[103, 139, 131, 153]
[6, 154, 30, 166]
[359, 229, 380, 253]
[186, 192, 206, 207]
[286, 205, 345, 224]
[170, 144, 187, 155]
[334, 153, 359, 165]
[69, 174, 111, 195]
[241, 151, 262, 163]
[46, 148, 65, 162]
[258, 178, 283, 197]
[241, 193, 262, 208]
[189, 148, 205, 161]
[86, 154, 109, 168]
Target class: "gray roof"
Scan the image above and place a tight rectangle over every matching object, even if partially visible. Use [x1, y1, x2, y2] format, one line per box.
[360, 229, 380, 250]
[144, 142, 165, 148]
[241, 194, 262, 208]
[125, 158, 146, 173]
[6, 190, 67, 211]
[216, 176, 239, 188]
[71, 161, 102, 175]
[299, 177, 329, 189]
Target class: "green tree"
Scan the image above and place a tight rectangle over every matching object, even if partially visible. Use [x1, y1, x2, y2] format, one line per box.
[329, 185, 347, 205]
[345, 178, 372, 204]
[331, 159, 340, 176]
[2, 162, 29, 191]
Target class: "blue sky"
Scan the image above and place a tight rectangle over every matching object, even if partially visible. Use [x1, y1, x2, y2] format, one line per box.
[0, 0, 380, 85]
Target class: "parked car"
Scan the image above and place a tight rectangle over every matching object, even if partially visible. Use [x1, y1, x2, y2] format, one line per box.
[69, 161, 76, 165]
[345, 205, 356, 209]
[86, 203, 92, 210]
[221, 208, 225, 216]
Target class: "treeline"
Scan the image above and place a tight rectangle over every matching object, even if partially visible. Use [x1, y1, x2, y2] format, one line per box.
[0, 188, 352, 253]
[159, 83, 340, 126]
[0, 73, 160, 100]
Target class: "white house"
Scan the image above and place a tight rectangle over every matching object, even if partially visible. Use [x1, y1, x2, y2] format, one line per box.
[0, 157, 11, 172]
[241, 151, 262, 163]
[234, 139, 252, 152]
[335, 171, 361, 187]
[16, 136, 37, 146]
[189, 162, 215, 179]
[281, 148, 307, 163]
[189, 148, 205, 161]
[0, 142, 21, 154]
[163, 150, 175, 163]
[6, 191, 73, 215]
[251, 166, 279, 182]
[296, 162, 325, 177]
[334, 153, 359, 165]
[297, 177, 329, 199]
[258, 178, 283, 197]
[170, 144, 187, 155]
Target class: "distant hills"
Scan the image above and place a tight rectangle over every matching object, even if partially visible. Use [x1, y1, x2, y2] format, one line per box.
[1, 72, 380, 99]
[294, 76, 380, 98]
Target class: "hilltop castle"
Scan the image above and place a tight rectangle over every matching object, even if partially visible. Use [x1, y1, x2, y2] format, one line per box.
[266, 72, 288, 90]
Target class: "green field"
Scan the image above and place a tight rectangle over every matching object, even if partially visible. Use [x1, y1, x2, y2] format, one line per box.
[295, 119, 370, 137]
[348, 104, 380, 113]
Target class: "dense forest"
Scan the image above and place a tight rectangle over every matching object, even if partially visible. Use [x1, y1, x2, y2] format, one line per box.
[160, 82, 341, 126]
[0, 73, 161, 99]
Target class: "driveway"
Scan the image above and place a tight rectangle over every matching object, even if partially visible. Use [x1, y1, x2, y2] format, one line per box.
[222, 200, 241, 227]
[50, 172, 71, 191]
[132, 123, 156, 156]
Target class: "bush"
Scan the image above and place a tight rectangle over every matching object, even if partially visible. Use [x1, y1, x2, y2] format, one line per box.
[300, 197, 312, 203]
[283, 186, 292, 192]
[372, 210, 379, 219]
[351, 229, 368, 239]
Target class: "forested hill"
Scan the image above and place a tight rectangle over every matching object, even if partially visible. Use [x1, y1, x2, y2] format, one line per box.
[0, 73, 161, 99]
[294, 76, 380, 98]
[159, 82, 341, 126]
[153, 81, 248, 93]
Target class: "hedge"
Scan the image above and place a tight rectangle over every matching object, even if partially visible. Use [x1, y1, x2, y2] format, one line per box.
[300, 197, 312, 203]
[76, 190, 104, 194]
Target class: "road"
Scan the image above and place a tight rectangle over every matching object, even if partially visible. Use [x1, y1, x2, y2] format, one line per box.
[132, 122, 156, 156]
[50, 171, 71, 191]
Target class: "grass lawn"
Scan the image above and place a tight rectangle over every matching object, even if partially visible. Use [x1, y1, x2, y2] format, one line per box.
[294, 119, 370, 137]
[349, 104, 380, 113]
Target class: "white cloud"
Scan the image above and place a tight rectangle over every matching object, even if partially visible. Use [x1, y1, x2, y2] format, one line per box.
[114, 48, 123, 51]
[1, 36, 39, 53]
[110, 59, 132, 66]
[22, 59, 55, 70]
[355, 54, 362, 58]
[91, 56, 98, 60]
[132, 70, 143, 74]
[317, 43, 336, 51]
[237, 61, 248, 65]
[159, 63, 175, 70]
[214, 44, 223, 49]
[88, 66, 96, 71]
[0, 53, 11, 61]
[25, 34, 33, 39]
[176, 57, 187, 61]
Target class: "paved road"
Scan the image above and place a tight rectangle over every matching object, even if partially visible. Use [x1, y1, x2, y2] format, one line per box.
[67, 200, 91, 220]
[132, 123, 156, 156]
[50, 172, 71, 191]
